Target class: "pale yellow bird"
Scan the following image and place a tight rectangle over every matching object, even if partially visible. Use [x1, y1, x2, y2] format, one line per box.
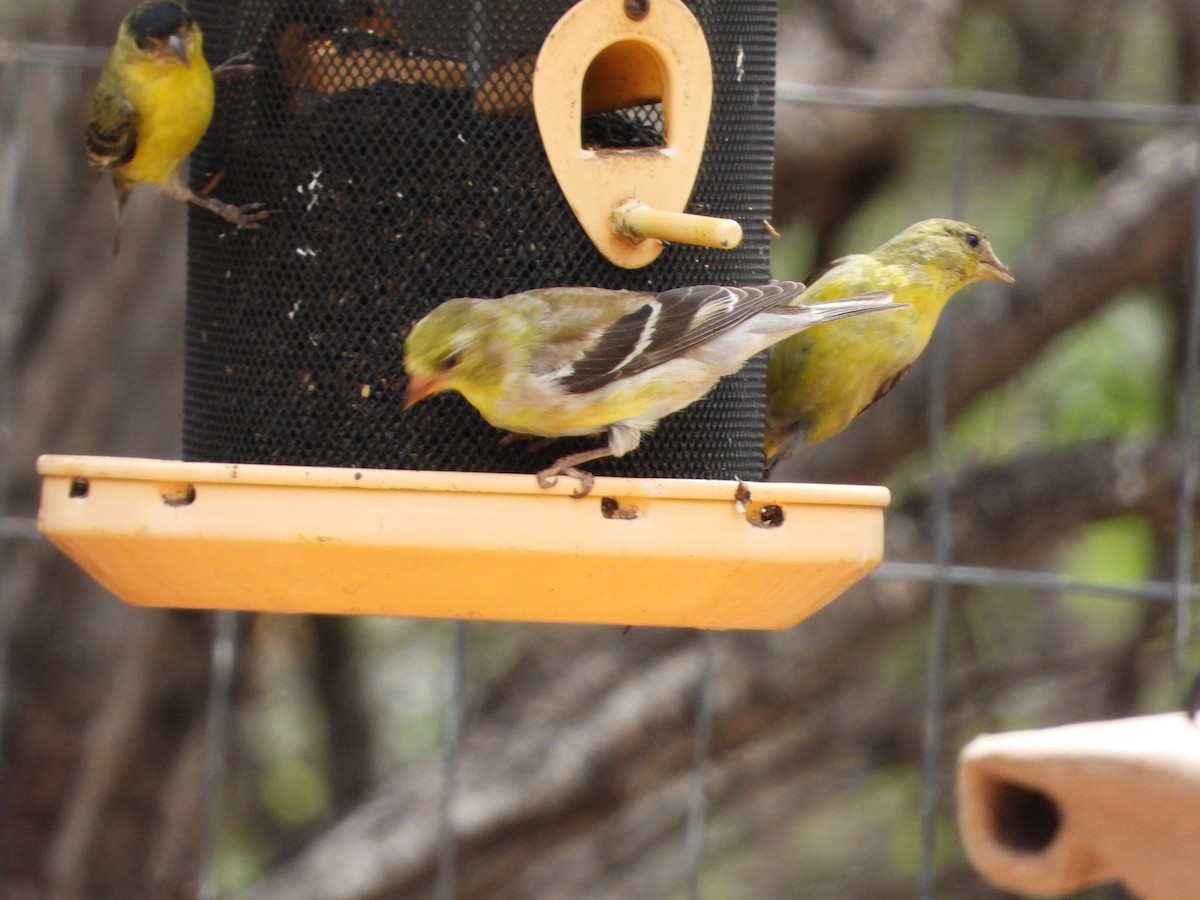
[405, 282, 901, 497]
[765, 219, 1014, 464]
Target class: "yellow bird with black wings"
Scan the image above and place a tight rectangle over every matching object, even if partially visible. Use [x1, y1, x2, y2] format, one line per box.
[404, 282, 901, 497]
[87, 1, 268, 251]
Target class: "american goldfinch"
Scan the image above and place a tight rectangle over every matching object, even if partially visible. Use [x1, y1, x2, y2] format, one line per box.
[87, 1, 269, 252]
[404, 282, 901, 497]
[765, 219, 1014, 464]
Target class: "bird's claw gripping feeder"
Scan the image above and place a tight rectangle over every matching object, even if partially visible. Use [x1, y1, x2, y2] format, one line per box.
[39, 0, 889, 628]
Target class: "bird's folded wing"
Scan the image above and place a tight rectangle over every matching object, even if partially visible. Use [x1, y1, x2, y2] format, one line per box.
[558, 281, 807, 394]
[86, 84, 138, 171]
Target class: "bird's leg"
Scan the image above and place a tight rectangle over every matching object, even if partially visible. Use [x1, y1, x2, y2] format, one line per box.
[498, 433, 557, 452]
[187, 190, 271, 227]
[164, 180, 271, 228]
[211, 50, 259, 82]
[536, 445, 615, 499]
[197, 170, 226, 197]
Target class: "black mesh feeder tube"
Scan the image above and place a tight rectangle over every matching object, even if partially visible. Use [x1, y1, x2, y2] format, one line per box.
[36, 0, 891, 631]
[184, 0, 776, 479]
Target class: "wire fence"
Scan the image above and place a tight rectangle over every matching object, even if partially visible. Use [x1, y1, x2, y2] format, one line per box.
[2, 33, 1198, 900]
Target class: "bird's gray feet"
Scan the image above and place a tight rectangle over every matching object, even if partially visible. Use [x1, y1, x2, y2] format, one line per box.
[212, 50, 259, 82]
[536, 465, 596, 498]
[190, 191, 272, 228]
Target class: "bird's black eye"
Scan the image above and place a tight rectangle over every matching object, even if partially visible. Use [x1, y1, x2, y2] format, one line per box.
[439, 351, 462, 371]
[964, 232, 981, 248]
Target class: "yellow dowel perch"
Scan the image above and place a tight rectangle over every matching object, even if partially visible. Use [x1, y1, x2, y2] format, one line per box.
[613, 200, 742, 250]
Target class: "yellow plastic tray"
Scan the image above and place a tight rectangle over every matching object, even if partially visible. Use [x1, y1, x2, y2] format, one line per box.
[37, 455, 888, 629]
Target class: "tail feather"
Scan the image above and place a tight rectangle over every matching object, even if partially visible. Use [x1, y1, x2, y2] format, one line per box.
[111, 180, 131, 259]
[780, 292, 901, 324]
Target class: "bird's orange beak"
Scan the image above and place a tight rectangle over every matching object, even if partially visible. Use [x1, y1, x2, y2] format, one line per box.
[404, 372, 445, 409]
[977, 250, 1015, 284]
[164, 34, 190, 67]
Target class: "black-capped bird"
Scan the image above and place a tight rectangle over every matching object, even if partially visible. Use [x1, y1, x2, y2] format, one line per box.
[765, 219, 1014, 466]
[87, 1, 268, 252]
[404, 282, 901, 497]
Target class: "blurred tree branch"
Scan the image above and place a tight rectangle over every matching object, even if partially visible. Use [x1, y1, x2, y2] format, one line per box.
[776, 129, 1199, 484]
[4, 3, 1199, 898]
[240, 437, 1189, 900]
[773, 0, 963, 252]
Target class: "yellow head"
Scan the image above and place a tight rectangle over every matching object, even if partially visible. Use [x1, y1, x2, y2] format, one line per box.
[121, 1, 203, 69]
[873, 218, 1014, 288]
[403, 299, 523, 409]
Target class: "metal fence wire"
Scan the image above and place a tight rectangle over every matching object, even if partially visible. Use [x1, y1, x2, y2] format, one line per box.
[1, 18, 1198, 900]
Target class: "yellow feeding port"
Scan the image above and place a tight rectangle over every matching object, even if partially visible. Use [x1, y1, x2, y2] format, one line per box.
[581, 39, 665, 119]
[37, 455, 889, 630]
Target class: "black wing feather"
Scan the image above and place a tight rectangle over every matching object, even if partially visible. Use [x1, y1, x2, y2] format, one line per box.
[558, 303, 656, 393]
[645, 282, 801, 368]
[560, 281, 807, 394]
[857, 364, 912, 418]
[86, 83, 138, 172]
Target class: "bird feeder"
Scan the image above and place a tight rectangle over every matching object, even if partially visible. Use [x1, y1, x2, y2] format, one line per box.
[38, 0, 889, 628]
[533, 0, 740, 268]
[958, 714, 1200, 899]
